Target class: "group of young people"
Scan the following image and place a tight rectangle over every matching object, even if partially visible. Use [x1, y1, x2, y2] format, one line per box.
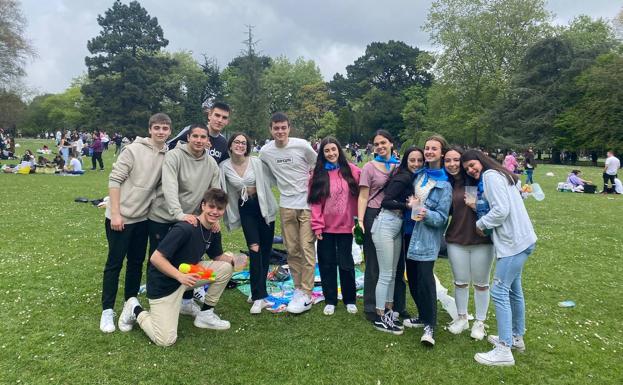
[99, 103, 537, 366]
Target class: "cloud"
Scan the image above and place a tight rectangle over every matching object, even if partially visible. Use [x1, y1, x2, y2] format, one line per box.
[19, 0, 622, 94]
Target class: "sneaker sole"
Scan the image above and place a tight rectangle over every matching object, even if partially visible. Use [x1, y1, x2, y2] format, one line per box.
[474, 354, 514, 366]
[420, 338, 435, 347]
[449, 326, 469, 335]
[404, 323, 425, 329]
[286, 305, 312, 314]
[471, 331, 486, 340]
[374, 325, 403, 335]
[193, 321, 230, 330]
[100, 326, 115, 333]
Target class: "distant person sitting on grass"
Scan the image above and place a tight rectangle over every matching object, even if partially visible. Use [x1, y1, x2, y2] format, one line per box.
[567, 170, 592, 192]
[51, 153, 65, 170]
[63, 153, 84, 174]
[118, 188, 234, 347]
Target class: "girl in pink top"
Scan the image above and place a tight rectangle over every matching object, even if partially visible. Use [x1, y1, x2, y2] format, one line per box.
[503, 152, 518, 173]
[309, 137, 361, 315]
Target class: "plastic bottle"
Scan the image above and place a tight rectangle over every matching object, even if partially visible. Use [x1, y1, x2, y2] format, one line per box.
[353, 216, 364, 245]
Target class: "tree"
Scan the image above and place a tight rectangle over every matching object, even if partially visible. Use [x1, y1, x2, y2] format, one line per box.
[425, 0, 552, 145]
[0, 90, 26, 132]
[82, 0, 174, 135]
[0, 0, 35, 89]
[292, 82, 336, 138]
[556, 53, 623, 154]
[223, 26, 270, 140]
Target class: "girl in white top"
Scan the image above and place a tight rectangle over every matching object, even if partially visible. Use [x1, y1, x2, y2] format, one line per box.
[220, 132, 278, 314]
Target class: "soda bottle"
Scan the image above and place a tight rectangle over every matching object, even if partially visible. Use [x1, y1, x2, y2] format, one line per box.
[353, 216, 364, 245]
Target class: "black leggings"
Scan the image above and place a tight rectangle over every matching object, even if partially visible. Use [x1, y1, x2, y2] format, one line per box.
[239, 196, 275, 300]
[406, 259, 437, 327]
[92, 151, 104, 169]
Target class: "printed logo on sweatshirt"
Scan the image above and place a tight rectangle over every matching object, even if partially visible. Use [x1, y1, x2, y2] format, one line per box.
[208, 148, 222, 159]
[276, 157, 293, 165]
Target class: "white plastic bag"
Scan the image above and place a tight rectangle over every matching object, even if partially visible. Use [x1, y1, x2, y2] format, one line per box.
[352, 239, 363, 264]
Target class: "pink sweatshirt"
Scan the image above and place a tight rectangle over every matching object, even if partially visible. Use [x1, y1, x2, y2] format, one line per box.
[311, 163, 361, 236]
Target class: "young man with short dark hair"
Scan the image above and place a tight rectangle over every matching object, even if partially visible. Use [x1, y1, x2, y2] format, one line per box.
[100, 113, 171, 333]
[118, 189, 233, 346]
[205, 101, 231, 164]
[602, 150, 620, 193]
[259, 112, 317, 314]
[147, 123, 221, 316]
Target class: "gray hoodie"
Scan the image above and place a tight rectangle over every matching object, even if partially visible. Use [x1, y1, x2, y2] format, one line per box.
[106, 137, 167, 224]
[148, 143, 220, 223]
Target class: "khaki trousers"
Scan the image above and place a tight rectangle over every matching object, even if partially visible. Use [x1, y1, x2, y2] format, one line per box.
[137, 260, 233, 347]
[280, 208, 316, 293]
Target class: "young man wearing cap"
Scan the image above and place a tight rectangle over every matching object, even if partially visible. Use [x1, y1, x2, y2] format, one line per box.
[118, 188, 234, 346]
[100, 113, 171, 333]
[259, 112, 317, 314]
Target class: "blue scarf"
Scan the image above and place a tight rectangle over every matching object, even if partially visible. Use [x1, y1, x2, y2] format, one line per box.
[324, 162, 339, 171]
[418, 167, 448, 187]
[477, 179, 485, 198]
[374, 155, 400, 171]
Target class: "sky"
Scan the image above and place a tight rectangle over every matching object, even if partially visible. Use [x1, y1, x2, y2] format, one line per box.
[19, 0, 622, 95]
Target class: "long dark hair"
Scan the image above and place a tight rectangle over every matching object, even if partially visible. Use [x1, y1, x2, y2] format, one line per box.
[461, 149, 518, 185]
[308, 137, 359, 204]
[380, 146, 424, 190]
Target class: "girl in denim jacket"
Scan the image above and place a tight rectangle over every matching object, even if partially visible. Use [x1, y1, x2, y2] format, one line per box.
[405, 135, 452, 347]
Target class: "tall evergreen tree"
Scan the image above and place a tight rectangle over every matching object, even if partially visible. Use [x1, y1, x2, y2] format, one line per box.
[82, 0, 174, 135]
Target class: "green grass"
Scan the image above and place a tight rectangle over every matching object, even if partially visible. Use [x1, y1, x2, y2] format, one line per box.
[1, 139, 622, 384]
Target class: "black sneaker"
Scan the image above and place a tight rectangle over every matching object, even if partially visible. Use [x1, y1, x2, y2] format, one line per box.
[373, 314, 403, 335]
[404, 317, 425, 328]
[386, 309, 404, 330]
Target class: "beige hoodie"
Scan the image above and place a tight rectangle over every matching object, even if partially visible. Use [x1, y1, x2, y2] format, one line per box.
[106, 137, 167, 224]
[148, 143, 220, 223]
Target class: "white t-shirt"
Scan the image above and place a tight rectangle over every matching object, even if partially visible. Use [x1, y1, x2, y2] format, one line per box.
[70, 158, 82, 172]
[259, 137, 317, 209]
[605, 156, 620, 175]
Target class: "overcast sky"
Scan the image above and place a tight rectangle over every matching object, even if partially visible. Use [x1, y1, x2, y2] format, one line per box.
[20, 0, 622, 94]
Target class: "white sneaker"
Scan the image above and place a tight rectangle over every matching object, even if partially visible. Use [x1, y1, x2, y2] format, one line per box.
[246, 294, 253, 304]
[420, 325, 435, 346]
[470, 320, 486, 340]
[250, 298, 275, 314]
[194, 308, 230, 330]
[488, 335, 526, 352]
[100, 309, 115, 333]
[323, 304, 335, 315]
[180, 300, 201, 316]
[346, 304, 358, 314]
[286, 290, 312, 314]
[118, 297, 140, 332]
[448, 317, 469, 335]
[475, 345, 515, 366]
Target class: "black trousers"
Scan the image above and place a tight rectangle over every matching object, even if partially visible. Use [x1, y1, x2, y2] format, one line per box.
[406, 259, 437, 327]
[91, 151, 104, 169]
[317, 233, 357, 305]
[603, 172, 616, 191]
[363, 207, 407, 315]
[239, 196, 275, 300]
[101, 219, 148, 310]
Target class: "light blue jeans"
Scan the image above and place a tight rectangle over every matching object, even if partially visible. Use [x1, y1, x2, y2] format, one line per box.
[371, 210, 403, 311]
[491, 243, 536, 347]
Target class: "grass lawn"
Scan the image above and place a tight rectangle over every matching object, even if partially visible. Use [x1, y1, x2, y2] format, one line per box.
[0, 139, 621, 384]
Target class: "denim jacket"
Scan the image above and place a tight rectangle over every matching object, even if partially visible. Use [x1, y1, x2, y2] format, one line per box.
[406, 180, 452, 261]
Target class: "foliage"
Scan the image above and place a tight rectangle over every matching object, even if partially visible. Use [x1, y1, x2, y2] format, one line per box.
[0, 90, 26, 131]
[1, 142, 622, 385]
[425, 0, 552, 145]
[0, 0, 35, 88]
[82, 0, 174, 136]
[555, 53, 623, 154]
[223, 27, 270, 140]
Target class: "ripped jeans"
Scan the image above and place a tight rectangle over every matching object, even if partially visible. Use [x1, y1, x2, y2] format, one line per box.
[490, 243, 536, 347]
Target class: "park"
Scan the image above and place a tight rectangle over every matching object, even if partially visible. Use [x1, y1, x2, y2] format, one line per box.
[1, 0, 623, 384]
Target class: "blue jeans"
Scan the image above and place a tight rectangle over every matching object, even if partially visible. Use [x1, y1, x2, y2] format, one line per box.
[371, 210, 403, 311]
[491, 243, 535, 346]
[525, 169, 534, 184]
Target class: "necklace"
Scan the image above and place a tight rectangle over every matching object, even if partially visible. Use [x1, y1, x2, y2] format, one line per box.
[198, 218, 213, 250]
